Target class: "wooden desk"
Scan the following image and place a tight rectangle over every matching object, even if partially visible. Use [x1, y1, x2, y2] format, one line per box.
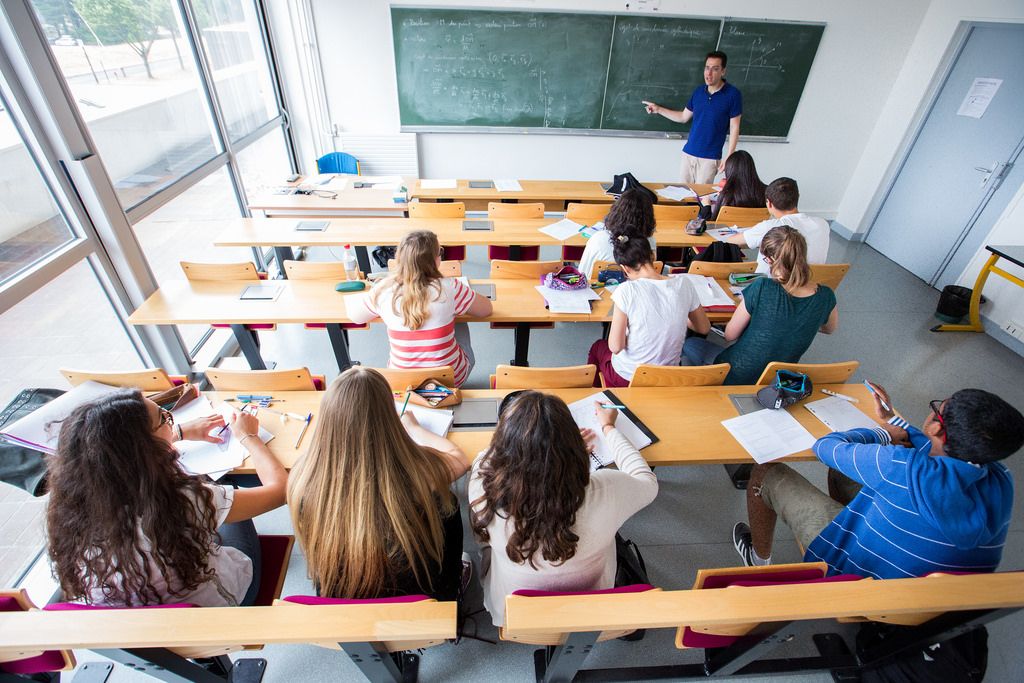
[129, 277, 730, 370]
[410, 179, 714, 208]
[248, 175, 409, 218]
[211, 384, 878, 473]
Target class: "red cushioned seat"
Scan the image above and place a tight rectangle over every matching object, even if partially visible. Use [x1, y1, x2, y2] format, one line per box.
[283, 594, 431, 605]
[489, 245, 540, 261]
[512, 583, 654, 598]
[442, 245, 466, 261]
[561, 245, 585, 261]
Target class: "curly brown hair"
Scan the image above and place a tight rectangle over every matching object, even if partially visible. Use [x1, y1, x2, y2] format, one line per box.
[46, 389, 219, 605]
[605, 188, 656, 241]
[469, 391, 589, 568]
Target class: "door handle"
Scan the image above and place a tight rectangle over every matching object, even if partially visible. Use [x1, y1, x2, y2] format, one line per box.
[974, 165, 993, 173]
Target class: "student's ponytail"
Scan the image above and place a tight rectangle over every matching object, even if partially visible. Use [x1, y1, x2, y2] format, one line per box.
[760, 226, 811, 292]
[375, 230, 443, 330]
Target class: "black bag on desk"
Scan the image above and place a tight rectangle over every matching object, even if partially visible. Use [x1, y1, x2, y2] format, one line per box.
[608, 172, 658, 204]
[371, 246, 396, 269]
[0, 388, 64, 496]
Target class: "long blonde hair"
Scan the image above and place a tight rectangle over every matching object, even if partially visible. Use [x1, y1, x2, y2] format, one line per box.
[372, 230, 444, 329]
[287, 367, 456, 598]
[761, 226, 811, 292]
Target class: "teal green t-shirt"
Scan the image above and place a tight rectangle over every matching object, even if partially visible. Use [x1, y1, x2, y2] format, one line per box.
[717, 278, 836, 385]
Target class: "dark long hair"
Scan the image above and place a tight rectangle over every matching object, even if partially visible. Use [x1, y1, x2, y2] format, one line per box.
[470, 391, 589, 567]
[605, 188, 656, 241]
[46, 389, 218, 605]
[717, 151, 767, 210]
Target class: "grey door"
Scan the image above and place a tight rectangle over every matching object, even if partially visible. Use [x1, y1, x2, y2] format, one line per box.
[866, 23, 1024, 287]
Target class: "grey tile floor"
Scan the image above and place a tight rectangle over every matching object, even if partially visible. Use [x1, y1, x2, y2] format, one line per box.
[62, 236, 1024, 682]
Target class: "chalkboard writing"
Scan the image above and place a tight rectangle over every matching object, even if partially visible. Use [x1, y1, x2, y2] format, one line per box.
[391, 8, 824, 139]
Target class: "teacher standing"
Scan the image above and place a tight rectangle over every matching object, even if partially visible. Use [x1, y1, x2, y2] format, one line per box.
[643, 51, 742, 184]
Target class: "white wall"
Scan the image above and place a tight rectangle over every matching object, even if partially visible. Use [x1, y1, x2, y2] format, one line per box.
[309, 0, 929, 217]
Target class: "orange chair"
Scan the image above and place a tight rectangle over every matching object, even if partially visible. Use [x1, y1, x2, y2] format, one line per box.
[408, 201, 467, 261]
[563, 203, 611, 261]
[487, 202, 543, 261]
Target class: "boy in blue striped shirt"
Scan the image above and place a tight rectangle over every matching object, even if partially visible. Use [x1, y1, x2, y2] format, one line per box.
[733, 383, 1024, 577]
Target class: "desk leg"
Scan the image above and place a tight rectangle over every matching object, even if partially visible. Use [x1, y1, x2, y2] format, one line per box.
[512, 323, 531, 367]
[272, 247, 295, 278]
[326, 324, 355, 371]
[355, 245, 372, 275]
[509, 244, 522, 261]
[230, 325, 266, 370]
[933, 253, 997, 332]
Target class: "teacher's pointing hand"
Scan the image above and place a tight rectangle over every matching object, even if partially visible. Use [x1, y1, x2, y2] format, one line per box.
[642, 100, 659, 115]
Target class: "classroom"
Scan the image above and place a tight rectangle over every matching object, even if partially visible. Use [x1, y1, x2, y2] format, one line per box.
[1, 0, 1024, 681]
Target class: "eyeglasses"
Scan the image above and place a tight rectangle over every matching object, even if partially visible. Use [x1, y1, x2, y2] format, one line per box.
[157, 407, 174, 431]
[929, 399, 946, 434]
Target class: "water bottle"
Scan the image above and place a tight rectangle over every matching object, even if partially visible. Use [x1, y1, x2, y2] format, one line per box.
[342, 245, 359, 280]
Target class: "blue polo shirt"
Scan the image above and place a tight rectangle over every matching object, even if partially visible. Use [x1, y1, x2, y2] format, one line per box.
[682, 81, 742, 160]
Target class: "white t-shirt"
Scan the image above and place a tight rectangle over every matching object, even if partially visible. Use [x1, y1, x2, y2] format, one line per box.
[85, 484, 252, 607]
[468, 429, 658, 626]
[361, 278, 476, 386]
[610, 276, 702, 381]
[579, 231, 657, 283]
[743, 213, 830, 274]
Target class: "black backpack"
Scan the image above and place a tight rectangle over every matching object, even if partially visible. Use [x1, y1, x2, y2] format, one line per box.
[693, 240, 745, 263]
[608, 172, 658, 205]
[0, 388, 64, 495]
[857, 622, 988, 683]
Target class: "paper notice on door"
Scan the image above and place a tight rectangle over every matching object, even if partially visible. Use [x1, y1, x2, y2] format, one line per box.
[957, 78, 1002, 119]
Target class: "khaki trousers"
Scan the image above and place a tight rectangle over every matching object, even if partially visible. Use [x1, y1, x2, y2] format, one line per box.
[680, 152, 719, 184]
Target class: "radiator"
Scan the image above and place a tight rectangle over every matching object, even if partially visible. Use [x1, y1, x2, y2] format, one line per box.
[336, 134, 419, 176]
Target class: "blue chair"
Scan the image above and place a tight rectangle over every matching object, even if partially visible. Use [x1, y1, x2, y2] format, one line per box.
[316, 152, 360, 175]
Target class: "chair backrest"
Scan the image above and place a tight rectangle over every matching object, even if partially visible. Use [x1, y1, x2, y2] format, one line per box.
[206, 367, 320, 392]
[180, 261, 260, 281]
[493, 364, 597, 389]
[387, 258, 462, 277]
[60, 368, 177, 392]
[490, 260, 563, 279]
[315, 152, 359, 175]
[810, 263, 851, 291]
[754, 361, 860, 386]
[487, 202, 545, 219]
[283, 260, 353, 280]
[653, 204, 699, 222]
[0, 590, 75, 674]
[688, 261, 757, 278]
[278, 595, 447, 652]
[716, 206, 771, 227]
[372, 366, 456, 391]
[408, 201, 466, 219]
[629, 363, 731, 387]
[590, 260, 664, 282]
[566, 202, 610, 223]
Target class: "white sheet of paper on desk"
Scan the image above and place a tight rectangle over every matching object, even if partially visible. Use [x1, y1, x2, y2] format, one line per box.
[534, 285, 600, 314]
[567, 392, 652, 469]
[721, 408, 816, 464]
[676, 274, 734, 308]
[494, 179, 523, 192]
[804, 397, 877, 433]
[539, 218, 584, 241]
[309, 173, 335, 186]
[394, 401, 454, 443]
[172, 397, 273, 476]
[656, 185, 697, 201]
[707, 226, 743, 242]
[0, 380, 120, 454]
[420, 179, 458, 189]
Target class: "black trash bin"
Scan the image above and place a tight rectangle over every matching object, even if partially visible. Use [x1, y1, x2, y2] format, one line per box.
[935, 285, 972, 324]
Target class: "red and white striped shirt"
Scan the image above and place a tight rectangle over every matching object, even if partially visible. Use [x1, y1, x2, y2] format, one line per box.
[364, 279, 476, 386]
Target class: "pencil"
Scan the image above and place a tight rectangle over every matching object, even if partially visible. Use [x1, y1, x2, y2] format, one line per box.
[294, 413, 312, 448]
[400, 392, 411, 416]
[599, 403, 626, 410]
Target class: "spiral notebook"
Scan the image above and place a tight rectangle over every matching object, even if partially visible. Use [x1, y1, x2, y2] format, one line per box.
[567, 391, 658, 470]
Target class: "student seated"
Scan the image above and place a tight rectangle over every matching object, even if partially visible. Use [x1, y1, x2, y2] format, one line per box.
[47, 390, 287, 606]
[683, 226, 838, 384]
[726, 176, 829, 273]
[469, 392, 658, 626]
[288, 367, 468, 600]
[703, 149, 767, 221]
[733, 383, 1024, 576]
[578, 188, 657, 282]
[587, 236, 710, 387]
[349, 230, 492, 387]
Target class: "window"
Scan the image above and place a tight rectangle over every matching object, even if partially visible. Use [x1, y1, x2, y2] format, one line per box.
[0, 259, 142, 408]
[0, 94, 77, 285]
[235, 126, 292, 199]
[31, 0, 221, 209]
[192, 0, 282, 142]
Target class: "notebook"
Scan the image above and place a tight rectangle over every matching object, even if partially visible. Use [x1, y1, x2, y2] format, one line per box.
[0, 381, 120, 454]
[804, 396, 877, 432]
[172, 398, 274, 478]
[567, 391, 658, 470]
[395, 401, 455, 444]
[240, 284, 284, 301]
[295, 220, 329, 232]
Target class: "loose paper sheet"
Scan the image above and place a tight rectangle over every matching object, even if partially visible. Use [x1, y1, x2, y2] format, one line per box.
[395, 401, 454, 445]
[656, 186, 698, 202]
[172, 398, 273, 477]
[721, 408, 816, 464]
[420, 179, 458, 189]
[957, 78, 1002, 119]
[538, 218, 585, 241]
[567, 392, 653, 469]
[534, 285, 601, 314]
[804, 396, 877, 433]
[676, 274, 735, 308]
[494, 179, 523, 192]
[707, 226, 743, 242]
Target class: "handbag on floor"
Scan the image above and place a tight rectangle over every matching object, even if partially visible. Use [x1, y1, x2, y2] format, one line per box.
[614, 533, 651, 641]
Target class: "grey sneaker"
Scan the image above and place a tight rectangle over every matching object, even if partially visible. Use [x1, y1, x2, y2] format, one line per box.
[732, 522, 754, 567]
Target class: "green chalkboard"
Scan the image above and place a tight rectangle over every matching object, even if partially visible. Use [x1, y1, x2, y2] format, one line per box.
[390, 8, 824, 139]
[391, 9, 614, 129]
[717, 20, 825, 137]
